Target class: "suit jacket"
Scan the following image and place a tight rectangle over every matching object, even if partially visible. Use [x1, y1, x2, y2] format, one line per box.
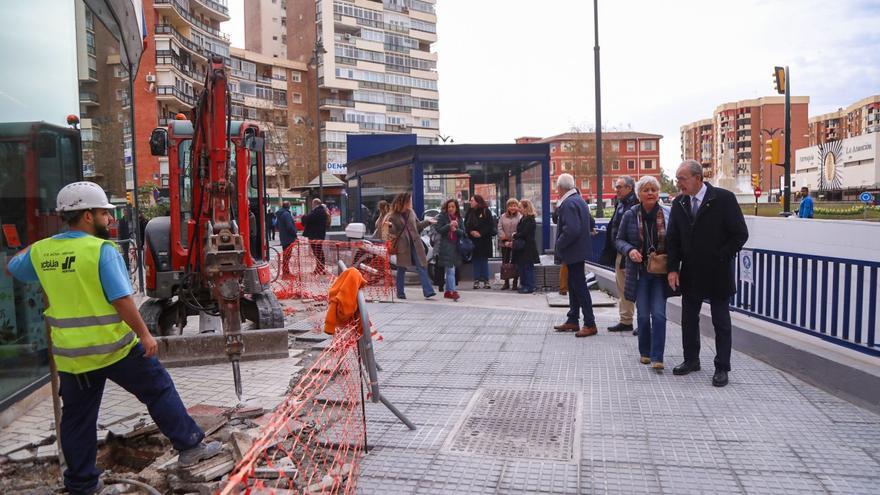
[555, 192, 592, 265]
[666, 182, 749, 298]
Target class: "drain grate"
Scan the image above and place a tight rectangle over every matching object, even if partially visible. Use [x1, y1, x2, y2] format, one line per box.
[444, 389, 581, 461]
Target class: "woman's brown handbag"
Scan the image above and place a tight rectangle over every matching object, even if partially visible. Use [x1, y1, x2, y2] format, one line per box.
[500, 262, 518, 280]
[647, 252, 668, 275]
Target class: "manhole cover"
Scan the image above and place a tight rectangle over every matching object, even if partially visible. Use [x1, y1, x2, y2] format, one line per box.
[444, 389, 581, 461]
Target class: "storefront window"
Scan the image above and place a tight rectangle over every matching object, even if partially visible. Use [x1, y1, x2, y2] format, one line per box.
[357, 165, 413, 233]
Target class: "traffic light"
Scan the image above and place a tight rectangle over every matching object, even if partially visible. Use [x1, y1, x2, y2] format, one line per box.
[126, 191, 133, 204]
[751, 173, 760, 190]
[764, 137, 781, 165]
[773, 66, 785, 95]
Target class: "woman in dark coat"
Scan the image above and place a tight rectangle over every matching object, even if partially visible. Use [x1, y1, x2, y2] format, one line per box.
[465, 194, 495, 289]
[512, 199, 540, 294]
[386, 192, 437, 300]
[615, 176, 672, 370]
[434, 198, 465, 301]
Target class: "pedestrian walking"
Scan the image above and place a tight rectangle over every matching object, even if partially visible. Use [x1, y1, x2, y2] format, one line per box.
[465, 194, 495, 289]
[667, 160, 749, 387]
[6, 182, 220, 495]
[266, 207, 276, 241]
[512, 199, 539, 294]
[117, 208, 133, 274]
[615, 176, 672, 370]
[386, 192, 437, 300]
[798, 186, 814, 218]
[276, 201, 297, 277]
[373, 200, 391, 240]
[435, 198, 465, 301]
[551, 174, 598, 338]
[600, 176, 639, 335]
[302, 198, 329, 274]
[497, 198, 522, 291]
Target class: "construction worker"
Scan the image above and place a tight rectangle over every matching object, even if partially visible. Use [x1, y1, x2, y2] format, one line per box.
[6, 182, 220, 495]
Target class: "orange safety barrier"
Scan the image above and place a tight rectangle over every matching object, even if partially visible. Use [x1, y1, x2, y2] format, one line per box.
[220, 322, 365, 494]
[271, 240, 394, 303]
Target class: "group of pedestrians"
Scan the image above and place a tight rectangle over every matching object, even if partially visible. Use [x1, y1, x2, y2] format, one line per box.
[587, 161, 748, 386]
[275, 198, 330, 277]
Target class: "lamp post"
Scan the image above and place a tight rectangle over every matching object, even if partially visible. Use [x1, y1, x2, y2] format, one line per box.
[593, 0, 604, 217]
[761, 127, 780, 204]
[310, 39, 326, 202]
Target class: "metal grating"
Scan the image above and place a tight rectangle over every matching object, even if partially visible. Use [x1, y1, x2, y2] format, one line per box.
[444, 388, 581, 462]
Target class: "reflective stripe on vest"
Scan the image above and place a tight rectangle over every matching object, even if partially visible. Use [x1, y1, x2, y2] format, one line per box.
[30, 234, 138, 374]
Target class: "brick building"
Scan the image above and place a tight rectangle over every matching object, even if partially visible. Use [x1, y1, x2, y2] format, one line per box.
[808, 95, 880, 146]
[516, 132, 663, 203]
[681, 96, 810, 195]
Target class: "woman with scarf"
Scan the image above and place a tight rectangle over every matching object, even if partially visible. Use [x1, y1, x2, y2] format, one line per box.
[497, 198, 522, 291]
[511, 199, 540, 294]
[386, 192, 437, 300]
[465, 194, 495, 289]
[615, 176, 672, 370]
[435, 198, 466, 301]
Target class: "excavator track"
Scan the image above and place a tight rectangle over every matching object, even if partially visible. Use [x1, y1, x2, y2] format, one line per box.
[241, 292, 285, 329]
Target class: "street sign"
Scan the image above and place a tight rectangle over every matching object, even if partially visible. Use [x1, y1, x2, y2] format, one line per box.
[754, 187, 762, 198]
[859, 191, 874, 204]
[326, 162, 347, 175]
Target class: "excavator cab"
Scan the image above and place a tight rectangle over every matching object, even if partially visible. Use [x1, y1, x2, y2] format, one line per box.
[140, 120, 283, 336]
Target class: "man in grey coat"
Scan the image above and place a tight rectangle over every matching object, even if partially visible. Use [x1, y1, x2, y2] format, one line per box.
[552, 174, 597, 337]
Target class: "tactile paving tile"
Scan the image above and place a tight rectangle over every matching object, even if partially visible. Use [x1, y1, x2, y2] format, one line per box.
[445, 389, 580, 461]
[735, 470, 828, 494]
[497, 458, 581, 494]
[788, 442, 880, 477]
[717, 440, 807, 473]
[582, 435, 648, 464]
[656, 465, 743, 494]
[583, 460, 661, 495]
[816, 474, 880, 495]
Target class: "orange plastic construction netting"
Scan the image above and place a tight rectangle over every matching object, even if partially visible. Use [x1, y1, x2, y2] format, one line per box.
[220, 321, 366, 494]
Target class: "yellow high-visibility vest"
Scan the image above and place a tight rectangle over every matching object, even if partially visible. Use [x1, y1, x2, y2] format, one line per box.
[30, 234, 138, 373]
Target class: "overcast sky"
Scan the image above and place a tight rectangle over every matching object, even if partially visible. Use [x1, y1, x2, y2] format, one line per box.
[224, 0, 880, 175]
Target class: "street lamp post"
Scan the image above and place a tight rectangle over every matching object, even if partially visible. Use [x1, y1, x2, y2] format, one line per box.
[310, 39, 326, 202]
[593, 0, 604, 217]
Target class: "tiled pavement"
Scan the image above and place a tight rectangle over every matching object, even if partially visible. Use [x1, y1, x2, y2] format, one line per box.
[0, 353, 302, 460]
[356, 293, 880, 495]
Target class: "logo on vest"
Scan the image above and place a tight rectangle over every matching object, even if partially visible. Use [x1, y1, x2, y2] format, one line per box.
[61, 256, 77, 272]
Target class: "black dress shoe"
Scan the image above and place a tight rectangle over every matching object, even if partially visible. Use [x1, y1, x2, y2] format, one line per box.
[712, 370, 729, 387]
[672, 361, 701, 375]
[607, 323, 634, 333]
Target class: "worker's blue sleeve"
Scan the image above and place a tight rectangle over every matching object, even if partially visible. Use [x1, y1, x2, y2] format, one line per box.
[99, 243, 133, 302]
[7, 249, 39, 283]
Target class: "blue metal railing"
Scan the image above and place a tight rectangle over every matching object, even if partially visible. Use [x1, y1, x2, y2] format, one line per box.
[586, 223, 879, 357]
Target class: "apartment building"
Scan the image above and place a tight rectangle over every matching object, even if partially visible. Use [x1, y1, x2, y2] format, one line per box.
[75, 1, 131, 199]
[133, 0, 232, 191]
[281, 0, 440, 169]
[244, 0, 288, 59]
[681, 96, 810, 194]
[228, 47, 310, 201]
[517, 132, 663, 203]
[808, 95, 880, 146]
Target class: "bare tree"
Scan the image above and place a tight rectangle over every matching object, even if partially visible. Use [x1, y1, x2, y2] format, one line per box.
[563, 125, 621, 201]
[257, 108, 315, 204]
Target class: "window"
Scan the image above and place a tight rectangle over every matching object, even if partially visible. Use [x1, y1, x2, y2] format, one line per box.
[562, 142, 574, 152]
[292, 92, 302, 104]
[550, 144, 557, 153]
[611, 141, 620, 152]
[612, 160, 620, 170]
[626, 140, 635, 152]
[562, 161, 573, 171]
[551, 161, 556, 174]
[642, 159, 654, 169]
[627, 159, 635, 170]
[272, 36, 278, 41]
[290, 71, 301, 83]
[581, 179, 590, 189]
[640, 140, 657, 151]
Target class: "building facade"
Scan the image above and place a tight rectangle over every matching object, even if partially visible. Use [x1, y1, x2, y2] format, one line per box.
[681, 96, 810, 196]
[133, 0, 232, 192]
[794, 132, 880, 200]
[283, 0, 440, 170]
[228, 47, 309, 204]
[243, 0, 288, 59]
[517, 132, 663, 204]
[809, 95, 880, 146]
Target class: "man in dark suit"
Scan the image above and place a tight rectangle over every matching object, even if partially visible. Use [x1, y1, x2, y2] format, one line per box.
[599, 176, 638, 335]
[666, 160, 749, 387]
[276, 201, 297, 277]
[552, 174, 597, 338]
[302, 198, 329, 274]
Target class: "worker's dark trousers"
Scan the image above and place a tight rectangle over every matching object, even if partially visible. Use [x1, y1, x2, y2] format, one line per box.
[58, 343, 204, 494]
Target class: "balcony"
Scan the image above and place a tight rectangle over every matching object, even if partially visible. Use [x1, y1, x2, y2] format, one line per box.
[156, 51, 202, 82]
[79, 91, 99, 106]
[156, 85, 197, 107]
[155, 24, 208, 61]
[320, 98, 355, 108]
[191, 0, 230, 19]
[154, 0, 230, 42]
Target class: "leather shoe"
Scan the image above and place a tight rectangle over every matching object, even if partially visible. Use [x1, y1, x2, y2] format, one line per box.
[672, 361, 701, 375]
[712, 370, 729, 387]
[553, 322, 579, 332]
[607, 323, 634, 333]
[575, 326, 598, 337]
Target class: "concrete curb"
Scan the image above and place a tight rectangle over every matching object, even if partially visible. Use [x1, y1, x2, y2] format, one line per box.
[589, 264, 880, 414]
[157, 328, 290, 368]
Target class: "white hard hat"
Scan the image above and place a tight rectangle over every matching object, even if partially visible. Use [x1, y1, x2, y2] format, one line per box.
[56, 181, 116, 212]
